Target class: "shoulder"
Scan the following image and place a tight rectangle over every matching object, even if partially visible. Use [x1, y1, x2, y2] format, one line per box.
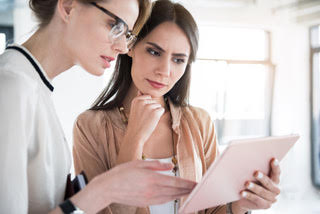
[74, 109, 118, 136]
[0, 73, 37, 108]
[75, 110, 107, 129]
[0, 50, 37, 96]
[182, 105, 212, 125]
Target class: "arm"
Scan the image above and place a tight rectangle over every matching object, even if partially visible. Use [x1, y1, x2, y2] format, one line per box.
[49, 160, 195, 214]
[73, 111, 109, 181]
[72, 111, 196, 213]
[0, 73, 36, 213]
[116, 92, 165, 164]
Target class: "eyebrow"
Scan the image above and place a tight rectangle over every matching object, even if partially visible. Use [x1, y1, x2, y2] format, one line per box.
[146, 42, 189, 58]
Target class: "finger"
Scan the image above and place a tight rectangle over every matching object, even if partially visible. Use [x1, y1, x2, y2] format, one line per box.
[254, 171, 280, 195]
[241, 191, 273, 209]
[153, 185, 193, 198]
[136, 160, 174, 171]
[147, 191, 191, 205]
[134, 94, 152, 101]
[151, 105, 165, 116]
[270, 158, 281, 184]
[245, 182, 277, 202]
[155, 174, 197, 190]
[143, 99, 158, 105]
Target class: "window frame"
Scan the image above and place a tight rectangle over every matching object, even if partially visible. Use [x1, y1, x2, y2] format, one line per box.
[310, 24, 320, 189]
[0, 25, 13, 48]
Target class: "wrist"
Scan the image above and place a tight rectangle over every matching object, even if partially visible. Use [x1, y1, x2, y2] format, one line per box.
[231, 201, 249, 214]
[124, 128, 146, 146]
[59, 199, 84, 214]
[117, 133, 144, 164]
[70, 178, 112, 214]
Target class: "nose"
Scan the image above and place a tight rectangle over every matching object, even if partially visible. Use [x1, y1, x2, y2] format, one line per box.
[111, 35, 128, 54]
[155, 57, 171, 77]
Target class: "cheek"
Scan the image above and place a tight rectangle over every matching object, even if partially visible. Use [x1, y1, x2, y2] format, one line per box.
[170, 68, 186, 85]
[68, 18, 109, 51]
[131, 54, 150, 78]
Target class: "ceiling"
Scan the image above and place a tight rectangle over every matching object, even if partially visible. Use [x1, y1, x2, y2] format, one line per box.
[180, 0, 320, 23]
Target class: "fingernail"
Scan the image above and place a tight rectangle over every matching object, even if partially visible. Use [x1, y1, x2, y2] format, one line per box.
[255, 172, 263, 179]
[273, 159, 279, 166]
[241, 191, 248, 198]
[247, 182, 254, 189]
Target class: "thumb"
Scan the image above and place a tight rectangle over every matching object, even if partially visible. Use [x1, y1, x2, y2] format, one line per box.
[137, 90, 143, 97]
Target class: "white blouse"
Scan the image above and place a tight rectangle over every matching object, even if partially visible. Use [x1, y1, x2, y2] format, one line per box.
[147, 157, 180, 214]
[0, 45, 71, 213]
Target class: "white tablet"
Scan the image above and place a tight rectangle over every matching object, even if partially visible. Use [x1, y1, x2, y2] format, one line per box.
[179, 134, 300, 214]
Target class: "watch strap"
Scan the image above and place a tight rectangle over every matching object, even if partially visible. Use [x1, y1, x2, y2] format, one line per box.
[59, 199, 77, 214]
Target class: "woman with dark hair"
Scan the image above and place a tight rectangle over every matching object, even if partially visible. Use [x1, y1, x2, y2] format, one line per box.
[73, 0, 281, 213]
[0, 0, 197, 213]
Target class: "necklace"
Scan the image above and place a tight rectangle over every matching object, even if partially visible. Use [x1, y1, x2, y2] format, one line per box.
[118, 101, 179, 213]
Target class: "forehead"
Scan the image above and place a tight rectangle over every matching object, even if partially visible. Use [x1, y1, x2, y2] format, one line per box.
[99, 0, 139, 29]
[143, 22, 190, 55]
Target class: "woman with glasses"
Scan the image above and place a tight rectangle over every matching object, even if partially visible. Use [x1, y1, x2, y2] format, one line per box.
[0, 0, 196, 213]
[73, 0, 282, 213]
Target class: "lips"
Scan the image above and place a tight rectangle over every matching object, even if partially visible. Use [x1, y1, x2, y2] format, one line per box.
[147, 79, 167, 89]
[100, 55, 115, 69]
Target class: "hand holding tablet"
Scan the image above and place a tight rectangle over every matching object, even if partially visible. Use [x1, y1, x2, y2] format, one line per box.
[179, 134, 299, 214]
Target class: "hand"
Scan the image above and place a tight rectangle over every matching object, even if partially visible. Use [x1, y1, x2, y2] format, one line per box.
[126, 91, 165, 144]
[232, 158, 281, 213]
[76, 160, 196, 213]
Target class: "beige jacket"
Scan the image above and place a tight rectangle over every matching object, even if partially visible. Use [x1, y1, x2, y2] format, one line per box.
[73, 101, 225, 214]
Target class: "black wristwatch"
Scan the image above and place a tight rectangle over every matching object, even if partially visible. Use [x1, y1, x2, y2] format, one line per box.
[59, 199, 84, 214]
[226, 202, 233, 214]
[226, 202, 252, 214]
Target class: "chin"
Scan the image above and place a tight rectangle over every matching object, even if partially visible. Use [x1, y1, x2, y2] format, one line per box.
[141, 89, 167, 98]
[83, 64, 106, 76]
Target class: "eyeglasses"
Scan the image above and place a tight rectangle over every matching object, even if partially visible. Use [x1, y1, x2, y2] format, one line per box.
[90, 2, 137, 49]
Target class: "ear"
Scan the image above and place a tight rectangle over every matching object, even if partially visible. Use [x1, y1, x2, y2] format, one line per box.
[57, 0, 75, 23]
[127, 48, 133, 57]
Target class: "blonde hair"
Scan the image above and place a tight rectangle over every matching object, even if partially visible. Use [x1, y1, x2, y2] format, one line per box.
[29, 0, 152, 35]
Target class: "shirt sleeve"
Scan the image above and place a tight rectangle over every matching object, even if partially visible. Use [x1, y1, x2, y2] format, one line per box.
[0, 72, 37, 213]
[195, 107, 220, 167]
[73, 111, 109, 181]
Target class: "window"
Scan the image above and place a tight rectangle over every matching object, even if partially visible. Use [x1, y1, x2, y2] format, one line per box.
[310, 24, 320, 189]
[0, 33, 5, 54]
[190, 26, 274, 145]
[0, 26, 13, 54]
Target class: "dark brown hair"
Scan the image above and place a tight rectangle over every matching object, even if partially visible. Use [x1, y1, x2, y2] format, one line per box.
[91, 0, 199, 110]
[29, 0, 151, 30]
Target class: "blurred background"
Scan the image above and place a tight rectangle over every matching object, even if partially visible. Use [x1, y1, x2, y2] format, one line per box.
[1, 0, 320, 213]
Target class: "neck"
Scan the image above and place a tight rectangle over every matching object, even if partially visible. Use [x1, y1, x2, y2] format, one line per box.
[22, 24, 74, 80]
[122, 84, 167, 115]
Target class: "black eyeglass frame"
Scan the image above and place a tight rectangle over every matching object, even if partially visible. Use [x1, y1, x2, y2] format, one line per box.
[90, 2, 136, 41]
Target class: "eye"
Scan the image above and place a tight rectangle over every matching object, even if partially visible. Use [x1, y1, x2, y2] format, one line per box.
[173, 58, 185, 64]
[107, 21, 116, 29]
[147, 48, 161, 56]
